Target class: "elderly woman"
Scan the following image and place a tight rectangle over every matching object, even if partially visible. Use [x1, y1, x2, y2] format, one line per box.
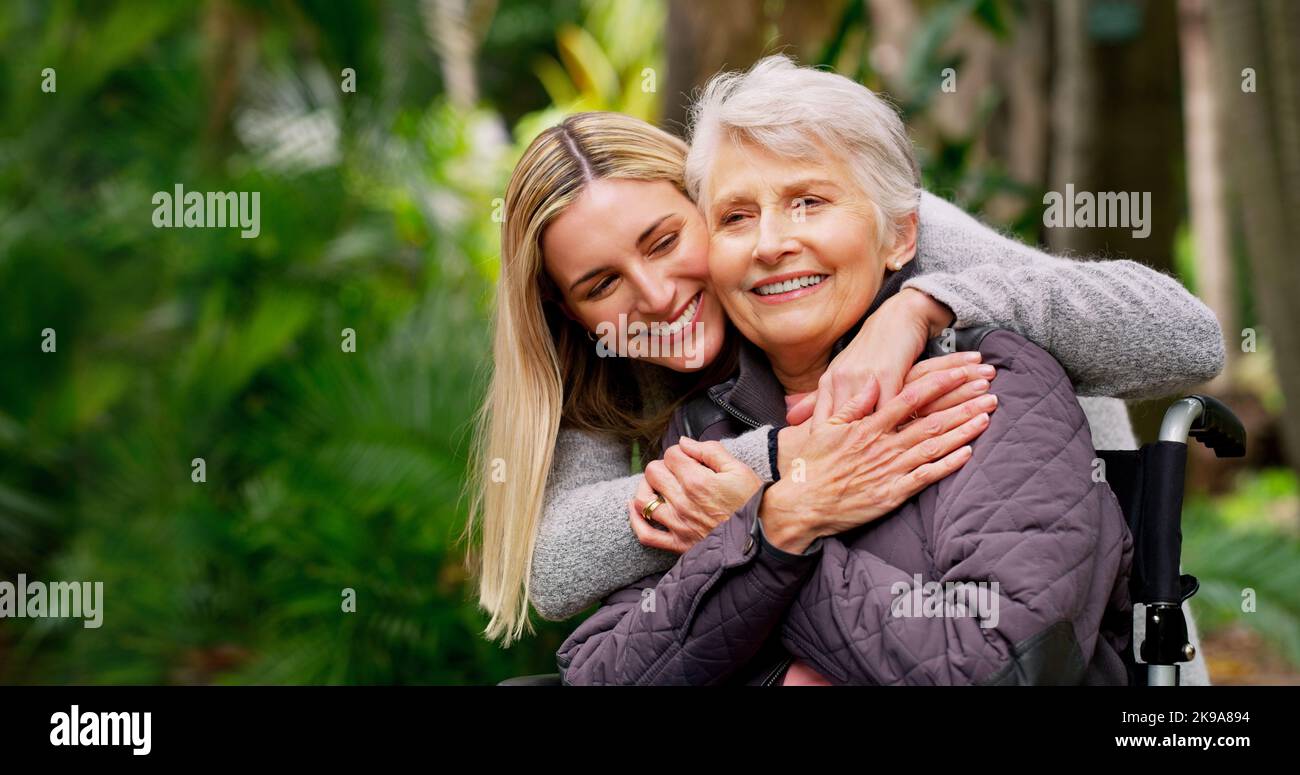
[557, 57, 1134, 685]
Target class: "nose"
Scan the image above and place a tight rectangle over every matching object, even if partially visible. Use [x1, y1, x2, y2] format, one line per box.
[753, 207, 799, 265]
[627, 263, 676, 318]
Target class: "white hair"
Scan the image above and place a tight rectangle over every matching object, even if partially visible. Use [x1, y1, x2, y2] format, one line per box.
[685, 55, 921, 248]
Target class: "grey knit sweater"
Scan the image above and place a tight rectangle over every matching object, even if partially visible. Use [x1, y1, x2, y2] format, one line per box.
[529, 191, 1225, 683]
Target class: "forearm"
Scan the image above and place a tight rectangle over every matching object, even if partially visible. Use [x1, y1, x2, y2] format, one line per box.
[532, 425, 774, 621]
[531, 427, 671, 621]
[557, 487, 817, 685]
[912, 191, 1225, 397]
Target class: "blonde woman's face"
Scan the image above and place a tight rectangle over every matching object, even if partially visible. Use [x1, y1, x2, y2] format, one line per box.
[542, 178, 727, 372]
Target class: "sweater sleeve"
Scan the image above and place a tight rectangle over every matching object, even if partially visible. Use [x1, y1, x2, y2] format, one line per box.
[556, 485, 819, 685]
[529, 424, 775, 621]
[779, 330, 1133, 685]
[907, 191, 1225, 398]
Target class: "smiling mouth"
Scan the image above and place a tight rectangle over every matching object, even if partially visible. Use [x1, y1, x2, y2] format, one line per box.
[653, 291, 702, 337]
[750, 273, 828, 302]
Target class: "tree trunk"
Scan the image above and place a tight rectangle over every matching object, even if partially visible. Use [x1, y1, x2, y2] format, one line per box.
[661, 0, 842, 135]
[1178, 0, 1236, 391]
[1207, 0, 1300, 479]
[1049, 0, 1183, 275]
[424, 0, 478, 109]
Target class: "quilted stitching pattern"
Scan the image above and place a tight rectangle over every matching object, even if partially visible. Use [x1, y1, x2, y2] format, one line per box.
[557, 330, 1133, 685]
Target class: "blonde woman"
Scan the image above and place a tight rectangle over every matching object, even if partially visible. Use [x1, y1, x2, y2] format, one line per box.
[466, 108, 1222, 688]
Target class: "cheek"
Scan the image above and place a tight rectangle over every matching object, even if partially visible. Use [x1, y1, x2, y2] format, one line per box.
[674, 234, 711, 282]
[570, 294, 624, 333]
[706, 238, 748, 290]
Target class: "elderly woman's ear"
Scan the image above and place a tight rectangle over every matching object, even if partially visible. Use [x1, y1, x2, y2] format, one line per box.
[885, 211, 920, 271]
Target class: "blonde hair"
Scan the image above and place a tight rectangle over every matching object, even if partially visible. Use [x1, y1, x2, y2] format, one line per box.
[686, 55, 921, 250]
[464, 112, 734, 645]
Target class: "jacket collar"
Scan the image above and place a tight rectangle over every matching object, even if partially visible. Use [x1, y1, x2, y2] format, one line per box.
[710, 258, 921, 429]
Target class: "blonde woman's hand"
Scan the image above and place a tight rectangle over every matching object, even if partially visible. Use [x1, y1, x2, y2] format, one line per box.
[629, 439, 762, 554]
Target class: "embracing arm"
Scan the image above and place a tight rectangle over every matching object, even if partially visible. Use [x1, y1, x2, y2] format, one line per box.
[556, 487, 818, 685]
[908, 191, 1225, 398]
[780, 330, 1134, 685]
[529, 424, 775, 621]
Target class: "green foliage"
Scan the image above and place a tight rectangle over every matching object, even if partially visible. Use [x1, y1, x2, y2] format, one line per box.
[1183, 469, 1300, 668]
[0, 0, 574, 684]
[532, 0, 664, 119]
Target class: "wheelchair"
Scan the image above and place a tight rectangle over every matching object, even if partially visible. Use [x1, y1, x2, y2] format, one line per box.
[499, 394, 1246, 687]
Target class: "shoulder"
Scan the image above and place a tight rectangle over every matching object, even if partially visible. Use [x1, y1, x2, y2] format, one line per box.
[974, 329, 1074, 399]
[928, 327, 1073, 398]
[928, 329, 1096, 519]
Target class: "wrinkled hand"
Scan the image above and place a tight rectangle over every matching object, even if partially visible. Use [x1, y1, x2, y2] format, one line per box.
[629, 438, 762, 554]
[762, 362, 998, 552]
[778, 351, 996, 477]
[785, 288, 956, 426]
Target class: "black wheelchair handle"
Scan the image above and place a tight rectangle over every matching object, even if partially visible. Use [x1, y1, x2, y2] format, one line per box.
[1158, 394, 1246, 458]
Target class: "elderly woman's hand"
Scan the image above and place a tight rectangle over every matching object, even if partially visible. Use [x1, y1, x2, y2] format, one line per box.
[762, 363, 997, 554]
[778, 350, 996, 477]
[785, 288, 957, 425]
[629, 439, 762, 554]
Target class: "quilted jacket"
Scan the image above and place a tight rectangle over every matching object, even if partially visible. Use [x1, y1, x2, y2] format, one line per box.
[556, 277, 1134, 686]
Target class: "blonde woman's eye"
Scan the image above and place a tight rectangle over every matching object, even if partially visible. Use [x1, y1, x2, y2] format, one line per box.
[587, 275, 616, 300]
[650, 233, 678, 255]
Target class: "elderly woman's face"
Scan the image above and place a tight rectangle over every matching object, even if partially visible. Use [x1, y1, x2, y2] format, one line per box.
[704, 138, 889, 367]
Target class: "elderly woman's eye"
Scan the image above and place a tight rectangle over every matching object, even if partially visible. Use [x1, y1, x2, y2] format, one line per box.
[720, 211, 745, 226]
[793, 196, 823, 210]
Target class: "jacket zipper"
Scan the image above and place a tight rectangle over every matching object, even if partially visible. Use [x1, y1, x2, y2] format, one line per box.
[711, 387, 784, 687]
[709, 388, 762, 430]
[760, 655, 794, 686]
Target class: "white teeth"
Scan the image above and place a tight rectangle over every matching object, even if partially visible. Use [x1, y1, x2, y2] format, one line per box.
[656, 293, 699, 336]
[754, 274, 826, 296]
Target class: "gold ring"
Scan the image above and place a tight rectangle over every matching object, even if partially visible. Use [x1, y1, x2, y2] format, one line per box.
[642, 495, 665, 519]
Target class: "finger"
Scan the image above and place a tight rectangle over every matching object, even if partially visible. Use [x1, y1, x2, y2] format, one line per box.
[628, 485, 679, 533]
[631, 475, 657, 513]
[872, 366, 974, 431]
[679, 438, 740, 473]
[785, 392, 817, 426]
[643, 459, 690, 515]
[899, 444, 974, 496]
[812, 373, 835, 426]
[896, 392, 998, 449]
[875, 370, 903, 408]
[830, 370, 857, 420]
[895, 410, 991, 473]
[628, 500, 685, 553]
[664, 442, 717, 502]
[829, 374, 880, 425]
[912, 376, 992, 419]
[662, 443, 698, 479]
[903, 351, 982, 385]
